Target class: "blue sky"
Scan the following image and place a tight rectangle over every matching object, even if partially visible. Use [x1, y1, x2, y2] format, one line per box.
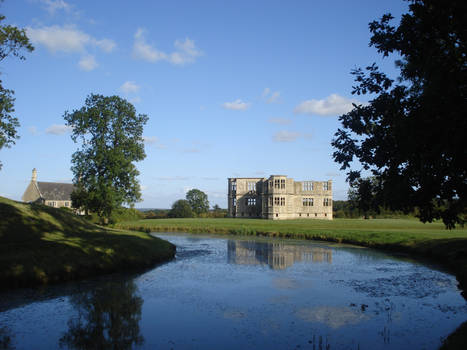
[0, 0, 408, 208]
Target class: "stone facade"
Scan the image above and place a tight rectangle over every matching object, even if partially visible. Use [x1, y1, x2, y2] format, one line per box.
[227, 175, 333, 220]
[22, 168, 74, 209]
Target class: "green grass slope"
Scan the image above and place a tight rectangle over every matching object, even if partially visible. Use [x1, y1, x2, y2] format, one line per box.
[0, 197, 175, 289]
[117, 218, 467, 294]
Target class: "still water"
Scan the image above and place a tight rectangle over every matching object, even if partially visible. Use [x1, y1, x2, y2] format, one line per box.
[1, 233, 466, 349]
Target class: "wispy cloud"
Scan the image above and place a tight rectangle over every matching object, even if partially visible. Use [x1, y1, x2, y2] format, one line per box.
[156, 176, 191, 181]
[45, 124, 73, 135]
[133, 28, 202, 65]
[262, 88, 281, 103]
[222, 99, 251, 111]
[78, 55, 97, 71]
[142, 136, 158, 144]
[40, 0, 71, 15]
[28, 126, 38, 135]
[294, 93, 359, 116]
[268, 117, 292, 125]
[273, 130, 301, 142]
[120, 81, 140, 94]
[26, 25, 116, 54]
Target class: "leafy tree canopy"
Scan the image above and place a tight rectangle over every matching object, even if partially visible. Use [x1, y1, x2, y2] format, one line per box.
[64, 94, 148, 224]
[332, 0, 467, 228]
[186, 189, 209, 216]
[0, 11, 34, 170]
[168, 199, 195, 218]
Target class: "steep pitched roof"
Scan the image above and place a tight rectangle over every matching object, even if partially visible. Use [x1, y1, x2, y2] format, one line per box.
[36, 181, 75, 201]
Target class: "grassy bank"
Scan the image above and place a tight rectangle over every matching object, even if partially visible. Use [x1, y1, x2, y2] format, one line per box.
[116, 218, 467, 294]
[0, 197, 175, 289]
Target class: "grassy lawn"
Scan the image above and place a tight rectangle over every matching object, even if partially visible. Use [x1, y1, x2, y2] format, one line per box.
[116, 217, 467, 245]
[117, 217, 467, 295]
[0, 196, 175, 289]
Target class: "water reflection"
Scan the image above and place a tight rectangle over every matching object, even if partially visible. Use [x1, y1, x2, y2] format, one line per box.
[227, 240, 332, 269]
[59, 280, 144, 350]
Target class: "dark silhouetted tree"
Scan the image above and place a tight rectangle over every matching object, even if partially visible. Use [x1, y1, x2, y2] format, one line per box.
[332, 0, 467, 228]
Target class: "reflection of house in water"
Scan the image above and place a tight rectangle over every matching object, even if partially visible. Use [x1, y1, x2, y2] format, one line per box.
[227, 240, 332, 270]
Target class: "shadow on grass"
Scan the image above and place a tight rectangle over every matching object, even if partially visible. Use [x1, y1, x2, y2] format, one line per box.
[0, 199, 175, 289]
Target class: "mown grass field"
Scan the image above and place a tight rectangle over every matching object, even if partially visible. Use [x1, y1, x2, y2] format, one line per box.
[117, 217, 467, 295]
[0, 196, 175, 289]
[117, 217, 467, 245]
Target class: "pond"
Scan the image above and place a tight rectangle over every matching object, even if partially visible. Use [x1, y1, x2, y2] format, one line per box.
[0, 233, 466, 349]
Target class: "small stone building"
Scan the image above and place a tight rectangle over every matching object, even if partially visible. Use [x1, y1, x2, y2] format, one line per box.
[22, 168, 74, 209]
[227, 175, 333, 220]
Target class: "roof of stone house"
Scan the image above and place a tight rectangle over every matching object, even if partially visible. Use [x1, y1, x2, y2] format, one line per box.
[36, 181, 75, 201]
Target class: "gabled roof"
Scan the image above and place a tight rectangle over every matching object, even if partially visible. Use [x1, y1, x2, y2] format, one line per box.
[36, 181, 75, 201]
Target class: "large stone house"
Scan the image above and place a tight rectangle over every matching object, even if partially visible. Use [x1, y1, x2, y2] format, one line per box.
[227, 175, 333, 220]
[22, 168, 74, 209]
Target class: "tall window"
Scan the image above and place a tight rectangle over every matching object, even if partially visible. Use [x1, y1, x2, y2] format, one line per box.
[323, 198, 331, 206]
[323, 182, 329, 191]
[247, 182, 256, 191]
[269, 197, 273, 206]
[302, 198, 313, 206]
[274, 197, 280, 205]
[231, 182, 237, 191]
[302, 181, 313, 191]
[274, 179, 280, 189]
[247, 198, 256, 206]
[280, 179, 285, 189]
[232, 198, 236, 206]
[280, 197, 285, 206]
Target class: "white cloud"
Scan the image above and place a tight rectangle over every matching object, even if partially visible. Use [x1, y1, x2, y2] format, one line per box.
[133, 28, 202, 65]
[142, 136, 158, 144]
[294, 93, 359, 116]
[268, 117, 291, 125]
[45, 124, 73, 135]
[222, 99, 251, 111]
[94, 38, 116, 53]
[40, 0, 71, 15]
[78, 55, 97, 71]
[262, 88, 281, 103]
[273, 130, 301, 142]
[120, 81, 140, 94]
[26, 25, 116, 54]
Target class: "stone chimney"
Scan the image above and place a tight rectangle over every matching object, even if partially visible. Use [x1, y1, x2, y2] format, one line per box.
[32, 168, 37, 182]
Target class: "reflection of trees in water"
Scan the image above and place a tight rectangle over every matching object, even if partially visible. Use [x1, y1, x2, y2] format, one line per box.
[227, 240, 332, 270]
[0, 326, 14, 350]
[59, 280, 144, 350]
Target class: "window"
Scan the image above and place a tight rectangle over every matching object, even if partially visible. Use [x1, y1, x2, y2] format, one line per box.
[65, 201, 70, 207]
[274, 197, 280, 205]
[269, 197, 273, 206]
[274, 179, 280, 189]
[232, 198, 237, 206]
[302, 198, 314, 206]
[49, 201, 56, 207]
[247, 182, 256, 191]
[302, 181, 313, 191]
[324, 198, 331, 206]
[231, 182, 237, 191]
[280, 179, 285, 189]
[247, 198, 256, 206]
[280, 197, 285, 206]
[299, 213, 301, 217]
[323, 182, 329, 191]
